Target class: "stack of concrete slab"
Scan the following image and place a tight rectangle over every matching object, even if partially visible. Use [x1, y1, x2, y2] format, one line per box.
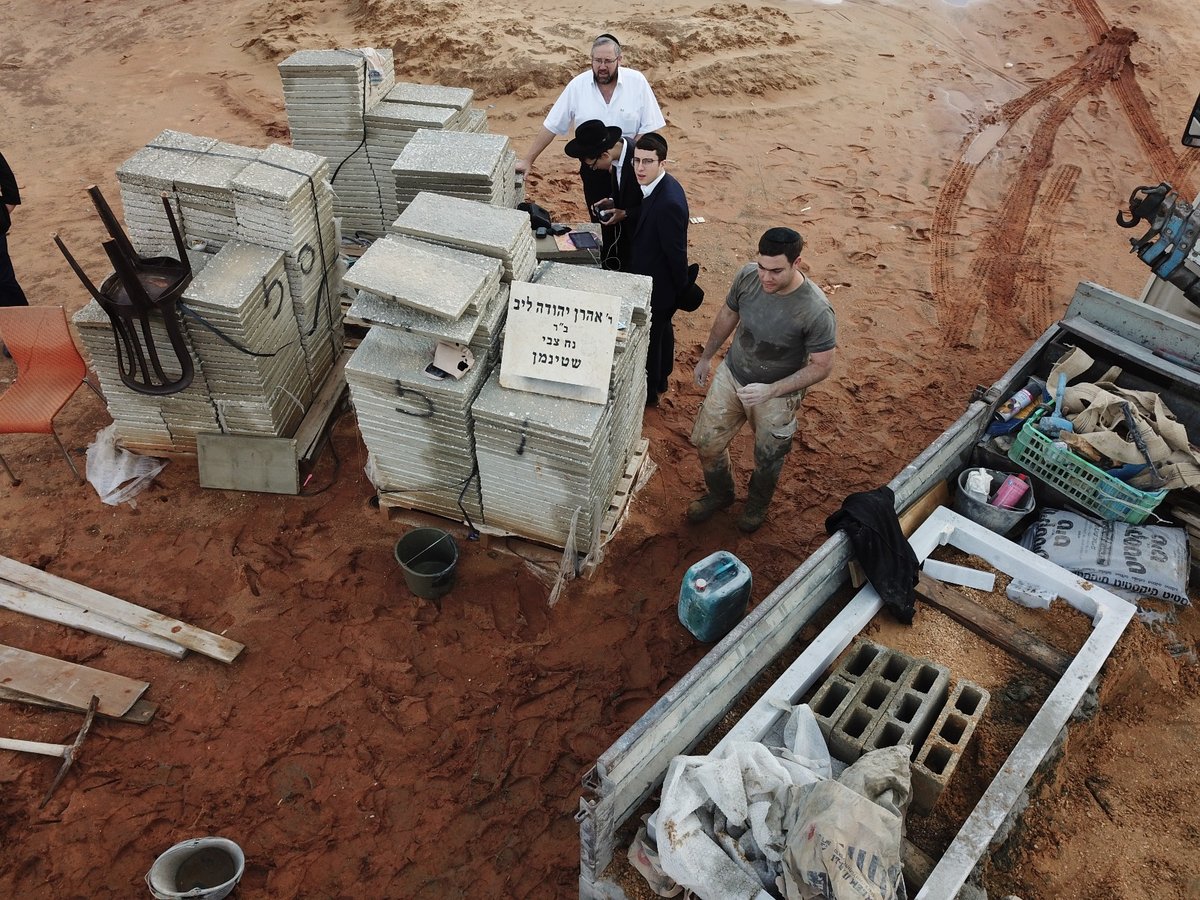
[343, 234, 503, 322]
[116, 130, 217, 256]
[470, 264, 652, 548]
[231, 143, 345, 386]
[279, 49, 396, 236]
[73, 302, 219, 453]
[365, 102, 472, 223]
[391, 130, 517, 214]
[182, 242, 313, 437]
[172, 142, 260, 253]
[383, 82, 474, 112]
[390, 192, 536, 283]
[345, 325, 489, 522]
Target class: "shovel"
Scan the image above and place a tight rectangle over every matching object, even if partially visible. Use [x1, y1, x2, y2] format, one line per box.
[1038, 372, 1074, 438]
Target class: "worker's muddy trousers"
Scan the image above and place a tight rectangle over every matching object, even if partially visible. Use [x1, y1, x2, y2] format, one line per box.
[690, 361, 801, 493]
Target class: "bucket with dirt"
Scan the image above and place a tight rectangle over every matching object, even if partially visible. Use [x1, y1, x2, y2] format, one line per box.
[145, 836, 244, 900]
[394, 527, 458, 601]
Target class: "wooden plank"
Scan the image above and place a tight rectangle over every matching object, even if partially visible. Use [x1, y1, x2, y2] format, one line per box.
[0, 557, 244, 664]
[915, 572, 1071, 677]
[0, 644, 148, 717]
[0, 582, 187, 659]
[600, 439, 650, 543]
[293, 348, 351, 461]
[898, 480, 950, 537]
[0, 685, 156, 725]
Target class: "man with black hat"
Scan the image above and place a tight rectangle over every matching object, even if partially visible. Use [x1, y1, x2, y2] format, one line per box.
[627, 133, 690, 405]
[563, 119, 641, 272]
[0, 150, 28, 309]
[516, 33, 665, 213]
[687, 227, 837, 533]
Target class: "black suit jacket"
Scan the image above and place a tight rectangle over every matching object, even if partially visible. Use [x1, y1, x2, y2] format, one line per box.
[0, 151, 19, 235]
[630, 172, 689, 310]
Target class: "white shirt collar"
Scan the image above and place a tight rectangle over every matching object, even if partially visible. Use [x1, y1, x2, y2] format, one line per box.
[613, 139, 628, 187]
[640, 169, 666, 197]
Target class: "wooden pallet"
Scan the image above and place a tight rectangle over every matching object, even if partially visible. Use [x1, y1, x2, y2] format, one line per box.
[600, 439, 650, 545]
[376, 496, 562, 563]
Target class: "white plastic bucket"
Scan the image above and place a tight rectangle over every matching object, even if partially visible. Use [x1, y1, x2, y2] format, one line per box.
[145, 837, 244, 900]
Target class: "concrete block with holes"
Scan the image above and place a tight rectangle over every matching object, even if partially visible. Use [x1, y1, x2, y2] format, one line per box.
[824, 642, 914, 763]
[911, 679, 991, 815]
[861, 658, 950, 758]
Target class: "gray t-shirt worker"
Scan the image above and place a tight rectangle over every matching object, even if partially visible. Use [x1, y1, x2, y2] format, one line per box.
[689, 227, 837, 532]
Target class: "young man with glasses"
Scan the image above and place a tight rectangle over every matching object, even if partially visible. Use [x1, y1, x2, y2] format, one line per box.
[628, 134, 689, 406]
[688, 228, 838, 533]
[516, 34, 665, 220]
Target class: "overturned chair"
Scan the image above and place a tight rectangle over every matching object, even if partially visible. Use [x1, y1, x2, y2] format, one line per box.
[54, 185, 196, 396]
[0, 306, 101, 485]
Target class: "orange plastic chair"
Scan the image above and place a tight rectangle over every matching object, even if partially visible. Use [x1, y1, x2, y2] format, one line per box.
[0, 306, 98, 485]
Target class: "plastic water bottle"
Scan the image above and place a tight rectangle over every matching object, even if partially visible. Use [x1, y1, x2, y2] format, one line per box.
[678, 551, 752, 642]
[991, 473, 1030, 509]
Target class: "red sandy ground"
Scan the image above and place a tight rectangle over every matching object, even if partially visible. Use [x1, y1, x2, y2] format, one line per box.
[2, 0, 1200, 897]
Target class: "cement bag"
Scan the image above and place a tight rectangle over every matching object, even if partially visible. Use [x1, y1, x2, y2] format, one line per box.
[85, 423, 167, 507]
[780, 746, 910, 900]
[1020, 508, 1190, 606]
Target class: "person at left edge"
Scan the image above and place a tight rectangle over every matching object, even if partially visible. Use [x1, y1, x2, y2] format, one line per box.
[0, 150, 28, 308]
[563, 119, 642, 272]
[516, 33, 664, 222]
[628, 133, 689, 405]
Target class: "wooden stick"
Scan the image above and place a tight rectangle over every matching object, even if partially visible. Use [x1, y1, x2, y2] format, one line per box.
[0, 582, 186, 658]
[0, 557, 243, 664]
[915, 573, 1072, 678]
[0, 644, 149, 717]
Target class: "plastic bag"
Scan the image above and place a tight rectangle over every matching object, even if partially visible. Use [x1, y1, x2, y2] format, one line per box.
[1019, 508, 1190, 605]
[85, 424, 167, 506]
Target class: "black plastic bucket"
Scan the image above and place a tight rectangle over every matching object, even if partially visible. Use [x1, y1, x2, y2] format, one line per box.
[394, 528, 458, 601]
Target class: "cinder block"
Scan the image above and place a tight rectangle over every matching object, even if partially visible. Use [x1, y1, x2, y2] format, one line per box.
[911, 679, 991, 815]
[864, 659, 951, 756]
[810, 673, 857, 745]
[827, 645, 911, 763]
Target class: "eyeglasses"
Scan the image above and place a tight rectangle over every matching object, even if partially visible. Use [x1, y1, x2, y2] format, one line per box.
[591, 56, 619, 65]
[632, 157, 660, 167]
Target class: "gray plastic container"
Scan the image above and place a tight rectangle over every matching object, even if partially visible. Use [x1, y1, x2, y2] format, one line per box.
[953, 467, 1035, 536]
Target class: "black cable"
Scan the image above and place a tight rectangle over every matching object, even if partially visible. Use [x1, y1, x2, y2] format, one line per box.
[393, 380, 434, 418]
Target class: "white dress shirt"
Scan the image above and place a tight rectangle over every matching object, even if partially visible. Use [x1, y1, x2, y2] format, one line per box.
[542, 68, 666, 138]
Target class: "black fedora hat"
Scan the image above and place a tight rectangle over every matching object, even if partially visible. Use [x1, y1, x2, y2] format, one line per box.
[564, 119, 623, 160]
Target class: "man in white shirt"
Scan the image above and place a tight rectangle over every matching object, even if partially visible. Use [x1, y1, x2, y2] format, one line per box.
[516, 34, 665, 213]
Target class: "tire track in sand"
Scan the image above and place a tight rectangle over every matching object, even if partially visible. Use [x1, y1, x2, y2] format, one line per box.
[1017, 164, 1082, 338]
[931, 18, 1193, 348]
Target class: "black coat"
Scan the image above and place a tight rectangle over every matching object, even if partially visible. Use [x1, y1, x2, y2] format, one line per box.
[0, 151, 19, 235]
[630, 172, 689, 310]
[580, 138, 642, 272]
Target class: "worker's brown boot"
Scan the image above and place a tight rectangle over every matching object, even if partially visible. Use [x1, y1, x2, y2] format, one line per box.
[686, 464, 735, 523]
[737, 467, 781, 533]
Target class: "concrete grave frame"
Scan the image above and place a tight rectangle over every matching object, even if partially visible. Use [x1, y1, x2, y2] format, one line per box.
[583, 505, 1136, 898]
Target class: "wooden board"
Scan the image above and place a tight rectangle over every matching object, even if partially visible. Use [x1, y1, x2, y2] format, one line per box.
[915, 572, 1072, 677]
[600, 439, 650, 544]
[0, 685, 157, 725]
[0, 557, 244, 664]
[0, 644, 149, 717]
[898, 480, 950, 537]
[293, 348, 351, 462]
[0, 582, 187, 659]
